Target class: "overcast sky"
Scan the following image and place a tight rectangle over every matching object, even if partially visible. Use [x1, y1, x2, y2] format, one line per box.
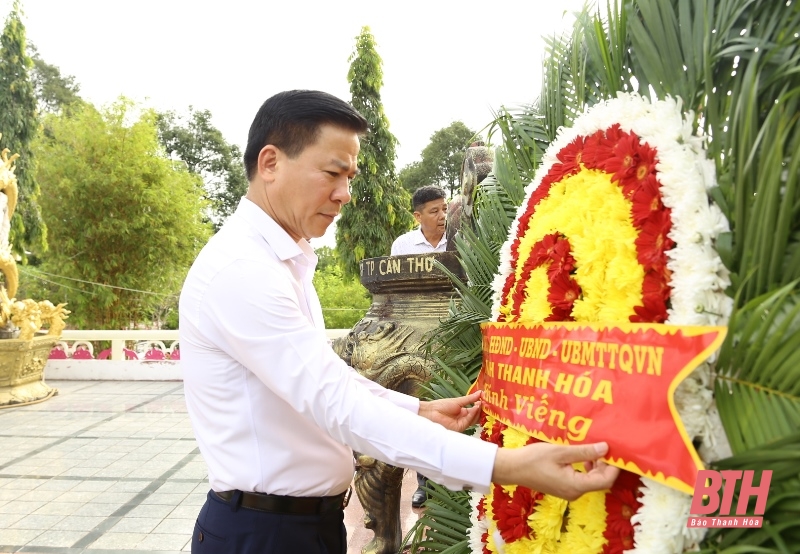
[6, 0, 588, 246]
[10, 0, 587, 165]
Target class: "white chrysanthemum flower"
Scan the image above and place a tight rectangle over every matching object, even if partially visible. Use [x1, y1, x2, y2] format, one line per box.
[468, 492, 488, 554]
[630, 479, 690, 554]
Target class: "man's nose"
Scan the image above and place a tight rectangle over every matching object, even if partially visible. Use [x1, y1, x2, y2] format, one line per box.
[332, 179, 352, 205]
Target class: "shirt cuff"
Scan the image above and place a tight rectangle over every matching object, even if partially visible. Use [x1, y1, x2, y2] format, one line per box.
[440, 433, 498, 494]
[382, 388, 419, 413]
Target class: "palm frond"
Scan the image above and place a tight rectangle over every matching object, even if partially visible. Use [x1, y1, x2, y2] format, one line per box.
[702, 433, 800, 551]
[405, 0, 800, 550]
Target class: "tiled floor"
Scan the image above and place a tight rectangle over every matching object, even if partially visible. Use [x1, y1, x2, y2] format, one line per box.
[0, 381, 420, 553]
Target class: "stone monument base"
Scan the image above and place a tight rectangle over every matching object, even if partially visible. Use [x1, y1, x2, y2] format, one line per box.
[0, 335, 59, 408]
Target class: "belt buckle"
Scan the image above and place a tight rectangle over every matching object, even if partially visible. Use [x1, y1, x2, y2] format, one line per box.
[342, 486, 352, 509]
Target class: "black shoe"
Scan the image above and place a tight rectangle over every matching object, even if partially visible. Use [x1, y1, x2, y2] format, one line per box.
[411, 486, 427, 508]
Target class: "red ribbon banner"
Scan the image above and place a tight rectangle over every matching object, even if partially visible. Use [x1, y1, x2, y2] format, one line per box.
[471, 322, 726, 494]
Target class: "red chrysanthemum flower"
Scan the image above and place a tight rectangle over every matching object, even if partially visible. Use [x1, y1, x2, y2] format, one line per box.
[545, 305, 575, 322]
[546, 238, 576, 281]
[591, 124, 624, 169]
[605, 132, 640, 186]
[635, 209, 675, 271]
[479, 416, 489, 441]
[631, 270, 670, 322]
[478, 497, 487, 518]
[488, 420, 507, 446]
[493, 485, 541, 543]
[630, 175, 663, 227]
[618, 142, 658, 198]
[603, 472, 643, 554]
[603, 533, 635, 554]
[631, 302, 668, 323]
[552, 135, 587, 178]
[579, 130, 606, 168]
[529, 233, 559, 267]
[548, 271, 582, 311]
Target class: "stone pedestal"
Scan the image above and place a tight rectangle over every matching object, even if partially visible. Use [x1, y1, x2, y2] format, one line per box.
[333, 252, 463, 554]
[0, 335, 59, 408]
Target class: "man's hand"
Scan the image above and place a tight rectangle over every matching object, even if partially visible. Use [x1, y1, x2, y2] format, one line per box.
[492, 441, 620, 501]
[418, 390, 482, 433]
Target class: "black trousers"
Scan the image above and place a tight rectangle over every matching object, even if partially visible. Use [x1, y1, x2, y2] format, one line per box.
[191, 490, 347, 553]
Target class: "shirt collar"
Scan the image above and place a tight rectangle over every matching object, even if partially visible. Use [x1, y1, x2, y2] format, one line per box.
[234, 198, 318, 277]
[413, 227, 445, 248]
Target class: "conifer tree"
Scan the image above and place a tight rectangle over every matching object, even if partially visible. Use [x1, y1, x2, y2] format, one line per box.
[0, 1, 45, 258]
[336, 26, 413, 278]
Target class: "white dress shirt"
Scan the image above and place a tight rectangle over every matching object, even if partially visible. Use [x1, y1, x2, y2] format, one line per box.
[390, 228, 447, 256]
[180, 198, 496, 497]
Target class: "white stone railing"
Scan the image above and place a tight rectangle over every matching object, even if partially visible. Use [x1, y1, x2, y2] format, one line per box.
[45, 329, 350, 381]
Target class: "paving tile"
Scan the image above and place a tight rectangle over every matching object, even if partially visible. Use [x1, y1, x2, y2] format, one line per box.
[93, 491, 139, 504]
[0, 488, 25, 501]
[126, 503, 175, 519]
[137, 532, 191, 550]
[34, 479, 79, 492]
[71, 502, 124, 517]
[166, 505, 199, 519]
[71, 480, 115, 492]
[155, 482, 197, 494]
[0, 528, 42, 545]
[0, 511, 25, 527]
[53, 490, 101, 503]
[106, 481, 151, 493]
[151, 518, 195, 535]
[25, 529, 87, 547]
[16, 488, 66, 502]
[32, 501, 82, 516]
[125, 467, 173, 479]
[0, 381, 410, 554]
[85, 531, 146, 549]
[58, 467, 99, 478]
[0, 499, 47, 514]
[183, 493, 207, 505]
[1, 478, 49, 490]
[141, 493, 188, 505]
[10, 513, 66, 530]
[50, 514, 107, 531]
[108, 516, 161, 533]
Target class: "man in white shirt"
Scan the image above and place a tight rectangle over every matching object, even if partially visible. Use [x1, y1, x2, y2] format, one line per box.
[180, 90, 618, 554]
[390, 185, 448, 255]
[390, 184, 449, 508]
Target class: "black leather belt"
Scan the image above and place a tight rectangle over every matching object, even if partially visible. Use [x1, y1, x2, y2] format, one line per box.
[214, 489, 349, 515]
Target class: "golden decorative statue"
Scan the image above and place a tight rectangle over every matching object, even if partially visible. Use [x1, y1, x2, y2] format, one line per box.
[0, 139, 69, 407]
[332, 252, 465, 554]
[0, 145, 19, 299]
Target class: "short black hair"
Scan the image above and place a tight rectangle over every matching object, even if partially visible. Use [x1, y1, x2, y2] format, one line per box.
[243, 90, 369, 180]
[412, 185, 446, 212]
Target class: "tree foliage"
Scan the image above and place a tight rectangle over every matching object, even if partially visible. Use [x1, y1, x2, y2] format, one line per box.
[398, 121, 477, 197]
[0, 1, 45, 258]
[336, 26, 413, 278]
[28, 43, 83, 114]
[156, 107, 248, 230]
[27, 100, 211, 329]
[313, 246, 371, 329]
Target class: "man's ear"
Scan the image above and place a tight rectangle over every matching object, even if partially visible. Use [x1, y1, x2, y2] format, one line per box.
[413, 211, 422, 224]
[257, 145, 280, 182]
